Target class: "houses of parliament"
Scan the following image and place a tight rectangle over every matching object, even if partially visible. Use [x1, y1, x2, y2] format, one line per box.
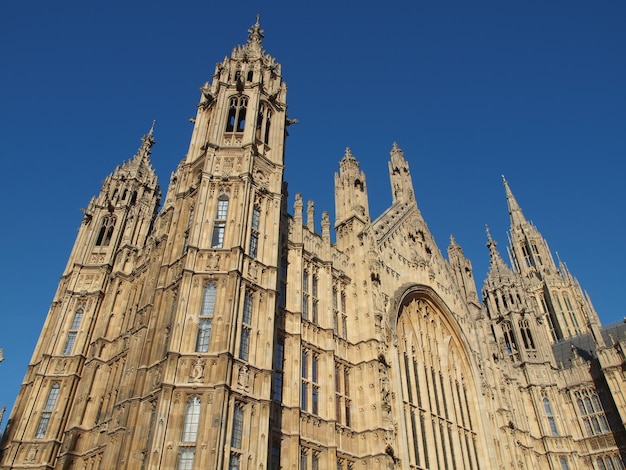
[2, 20, 625, 470]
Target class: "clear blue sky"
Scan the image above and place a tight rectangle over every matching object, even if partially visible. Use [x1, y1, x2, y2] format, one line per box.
[1, 1, 624, 428]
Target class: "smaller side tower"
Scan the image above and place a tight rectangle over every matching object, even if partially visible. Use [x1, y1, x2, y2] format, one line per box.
[334, 148, 370, 250]
[503, 176, 602, 343]
[0, 129, 160, 468]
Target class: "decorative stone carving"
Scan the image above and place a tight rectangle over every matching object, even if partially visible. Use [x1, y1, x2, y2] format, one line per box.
[237, 366, 250, 391]
[25, 445, 38, 462]
[190, 360, 205, 382]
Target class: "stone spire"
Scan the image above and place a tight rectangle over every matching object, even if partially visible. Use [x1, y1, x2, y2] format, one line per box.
[503, 175, 528, 228]
[242, 15, 265, 58]
[388, 142, 415, 203]
[134, 120, 156, 165]
[485, 225, 514, 283]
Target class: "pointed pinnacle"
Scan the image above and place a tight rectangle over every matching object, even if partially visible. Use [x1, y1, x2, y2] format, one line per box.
[502, 176, 528, 228]
[343, 147, 356, 161]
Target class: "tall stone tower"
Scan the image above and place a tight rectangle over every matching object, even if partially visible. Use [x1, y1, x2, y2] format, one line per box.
[2, 20, 626, 470]
[1, 19, 288, 470]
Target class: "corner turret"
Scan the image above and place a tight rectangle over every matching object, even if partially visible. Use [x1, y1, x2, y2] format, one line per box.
[334, 148, 370, 249]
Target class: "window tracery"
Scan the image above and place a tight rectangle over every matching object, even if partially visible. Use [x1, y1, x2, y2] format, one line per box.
[256, 102, 272, 144]
[396, 295, 480, 469]
[226, 95, 248, 133]
[196, 283, 216, 353]
[212, 194, 229, 248]
[575, 388, 610, 436]
[95, 215, 116, 246]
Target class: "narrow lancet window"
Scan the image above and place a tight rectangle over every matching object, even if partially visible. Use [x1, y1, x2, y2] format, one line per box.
[212, 196, 229, 248]
[63, 307, 84, 355]
[196, 283, 216, 352]
[95, 215, 116, 246]
[226, 96, 248, 133]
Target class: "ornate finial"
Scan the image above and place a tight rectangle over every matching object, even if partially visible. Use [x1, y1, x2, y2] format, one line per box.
[343, 147, 356, 161]
[248, 15, 264, 44]
[390, 142, 403, 154]
[390, 142, 405, 162]
[137, 122, 156, 161]
[485, 225, 499, 255]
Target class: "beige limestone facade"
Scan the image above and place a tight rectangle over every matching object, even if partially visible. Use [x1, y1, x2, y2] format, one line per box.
[1, 21, 625, 470]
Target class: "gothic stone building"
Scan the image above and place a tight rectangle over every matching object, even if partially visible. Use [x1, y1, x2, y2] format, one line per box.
[2, 21, 626, 470]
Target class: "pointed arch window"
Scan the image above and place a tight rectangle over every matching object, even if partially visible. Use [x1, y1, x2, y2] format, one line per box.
[575, 389, 610, 436]
[543, 395, 558, 436]
[502, 321, 517, 355]
[563, 293, 581, 334]
[231, 403, 244, 448]
[183, 206, 194, 254]
[531, 243, 543, 265]
[311, 275, 319, 324]
[44, 383, 60, 409]
[519, 319, 536, 350]
[340, 291, 347, 340]
[196, 283, 216, 353]
[181, 397, 201, 442]
[332, 287, 339, 335]
[256, 102, 272, 144]
[335, 363, 351, 426]
[212, 195, 229, 248]
[272, 335, 285, 401]
[302, 269, 310, 321]
[596, 455, 625, 470]
[239, 290, 253, 361]
[35, 382, 61, 438]
[229, 402, 245, 469]
[226, 95, 248, 133]
[301, 348, 320, 415]
[521, 242, 534, 267]
[397, 296, 481, 470]
[63, 307, 84, 355]
[178, 396, 200, 470]
[249, 205, 260, 258]
[95, 215, 116, 246]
